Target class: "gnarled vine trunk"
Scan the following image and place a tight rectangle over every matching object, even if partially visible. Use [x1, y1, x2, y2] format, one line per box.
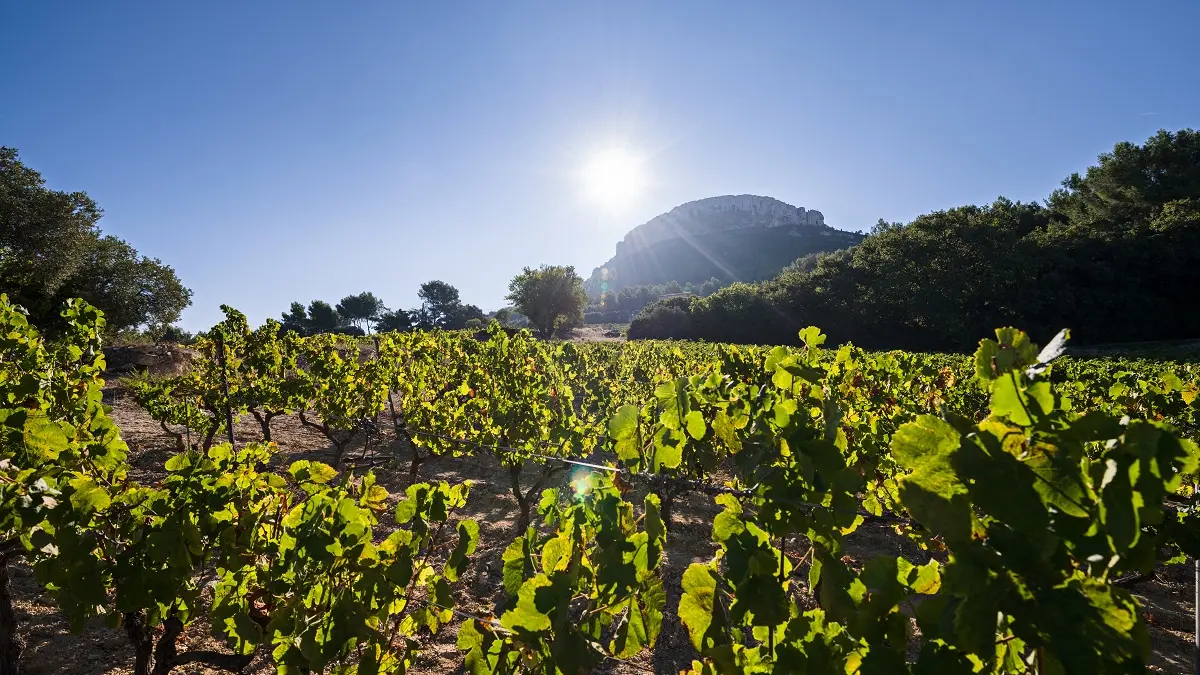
[249, 409, 280, 442]
[0, 554, 24, 675]
[508, 463, 569, 532]
[123, 611, 254, 675]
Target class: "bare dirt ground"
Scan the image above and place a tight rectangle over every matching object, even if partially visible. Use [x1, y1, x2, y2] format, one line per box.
[566, 325, 628, 343]
[10, 394, 1197, 674]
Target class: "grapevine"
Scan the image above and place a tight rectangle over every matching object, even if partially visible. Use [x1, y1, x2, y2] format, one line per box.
[4, 294, 1199, 674]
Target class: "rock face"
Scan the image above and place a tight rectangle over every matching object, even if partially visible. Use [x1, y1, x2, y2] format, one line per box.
[103, 344, 198, 378]
[615, 195, 825, 256]
[588, 195, 861, 293]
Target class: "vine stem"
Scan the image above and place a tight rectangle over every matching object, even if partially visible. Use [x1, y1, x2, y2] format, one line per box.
[0, 552, 23, 675]
[216, 335, 236, 448]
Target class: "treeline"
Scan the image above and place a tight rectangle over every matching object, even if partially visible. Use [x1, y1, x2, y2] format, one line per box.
[585, 277, 726, 323]
[630, 129, 1200, 351]
[276, 265, 590, 339]
[277, 281, 488, 336]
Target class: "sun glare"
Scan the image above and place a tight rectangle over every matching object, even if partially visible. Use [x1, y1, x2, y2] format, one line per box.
[581, 148, 646, 208]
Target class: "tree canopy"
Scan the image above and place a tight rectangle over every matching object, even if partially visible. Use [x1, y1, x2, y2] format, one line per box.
[281, 302, 309, 334]
[336, 291, 385, 333]
[0, 147, 191, 333]
[417, 280, 461, 328]
[278, 281, 482, 336]
[306, 300, 342, 334]
[506, 264, 587, 337]
[376, 308, 414, 332]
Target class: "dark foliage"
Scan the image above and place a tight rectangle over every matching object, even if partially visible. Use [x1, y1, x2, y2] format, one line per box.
[591, 222, 863, 292]
[629, 130, 1200, 350]
[0, 147, 192, 333]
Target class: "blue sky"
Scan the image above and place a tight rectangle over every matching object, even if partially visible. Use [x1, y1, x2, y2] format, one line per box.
[5, 2, 1198, 330]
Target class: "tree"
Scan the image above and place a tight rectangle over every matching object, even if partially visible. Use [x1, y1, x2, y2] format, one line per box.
[157, 325, 195, 344]
[411, 307, 435, 331]
[0, 147, 192, 332]
[698, 277, 722, 296]
[1049, 128, 1200, 231]
[506, 265, 587, 337]
[306, 300, 341, 334]
[0, 147, 101, 308]
[280, 302, 309, 335]
[451, 303, 486, 329]
[490, 307, 529, 328]
[376, 308, 414, 332]
[336, 291, 385, 333]
[417, 280, 462, 328]
[51, 235, 192, 334]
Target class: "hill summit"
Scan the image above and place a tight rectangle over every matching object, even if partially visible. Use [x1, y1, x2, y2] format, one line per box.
[586, 195, 862, 294]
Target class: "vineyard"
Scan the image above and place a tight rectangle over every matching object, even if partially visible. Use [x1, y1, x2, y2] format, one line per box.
[3, 298, 1200, 675]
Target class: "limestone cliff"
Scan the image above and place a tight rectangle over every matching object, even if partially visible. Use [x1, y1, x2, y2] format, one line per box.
[588, 195, 861, 293]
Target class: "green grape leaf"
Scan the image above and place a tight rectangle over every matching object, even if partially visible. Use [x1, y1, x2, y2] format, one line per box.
[644, 493, 665, 543]
[608, 404, 641, 464]
[685, 410, 707, 441]
[456, 618, 484, 654]
[501, 535, 532, 597]
[651, 426, 684, 471]
[655, 378, 690, 431]
[68, 476, 111, 514]
[541, 535, 571, 574]
[990, 375, 1033, 426]
[288, 460, 337, 485]
[892, 416, 971, 541]
[957, 438, 1048, 531]
[679, 563, 719, 651]
[445, 520, 480, 582]
[911, 560, 941, 595]
[1099, 458, 1140, 551]
[23, 411, 69, 461]
[163, 451, 194, 472]
[1024, 444, 1091, 518]
[612, 596, 650, 658]
[975, 328, 1037, 381]
[500, 575, 553, 633]
[798, 325, 827, 349]
[1069, 412, 1125, 442]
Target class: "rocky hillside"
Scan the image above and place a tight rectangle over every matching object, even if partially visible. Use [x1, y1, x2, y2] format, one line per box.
[586, 195, 863, 293]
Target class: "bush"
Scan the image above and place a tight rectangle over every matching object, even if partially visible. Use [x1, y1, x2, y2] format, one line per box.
[628, 305, 693, 340]
[158, 325, 196, 344]
[584, 310, 630, 324]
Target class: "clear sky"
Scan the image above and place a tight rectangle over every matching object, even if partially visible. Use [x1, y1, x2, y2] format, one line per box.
[5, 2, 1198, 330]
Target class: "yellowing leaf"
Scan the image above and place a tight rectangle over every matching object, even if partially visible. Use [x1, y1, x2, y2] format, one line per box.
[678, 564, 717, 651]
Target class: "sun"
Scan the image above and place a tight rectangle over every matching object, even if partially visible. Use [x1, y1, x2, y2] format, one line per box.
[580, 148, 646, 208]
